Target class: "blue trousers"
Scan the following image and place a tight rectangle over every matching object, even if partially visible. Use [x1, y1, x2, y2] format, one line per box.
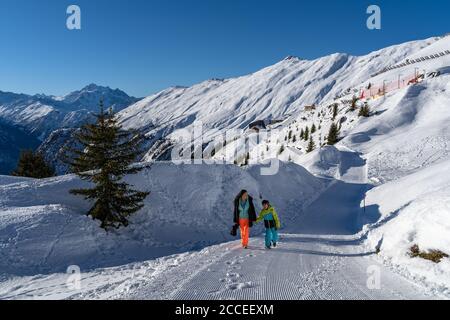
[265, 228, 278, 247]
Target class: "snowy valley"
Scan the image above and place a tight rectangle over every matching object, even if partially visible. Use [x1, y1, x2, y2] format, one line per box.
[0, 35, 450, 300]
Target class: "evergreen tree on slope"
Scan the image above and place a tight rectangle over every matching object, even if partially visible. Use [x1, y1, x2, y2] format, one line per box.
[306, 136, 316, 153]
[12, 150, 55, 178]
[327, 122, 340, 146]
[64, 101, 149, 230]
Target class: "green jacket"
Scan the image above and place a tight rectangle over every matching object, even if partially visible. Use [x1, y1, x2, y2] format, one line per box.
[256, 206, 281, 229]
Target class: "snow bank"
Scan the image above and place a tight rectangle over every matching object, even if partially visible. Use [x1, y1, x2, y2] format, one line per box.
[0, 175, 34, 186]
[295, 146, 342, 178]
[0, 161, 324, 276]
[365, 159, 450, 293]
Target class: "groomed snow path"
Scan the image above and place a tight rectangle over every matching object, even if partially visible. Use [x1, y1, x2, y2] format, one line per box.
[129, 234, 435, 300]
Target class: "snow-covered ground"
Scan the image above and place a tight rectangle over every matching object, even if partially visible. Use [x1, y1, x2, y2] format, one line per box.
[0, 236, 439, 300]
[0, 162, 324, 277]
[1, 35, 450, 300]
[1, 148, 448, 299]
[0, 155, 444, 299]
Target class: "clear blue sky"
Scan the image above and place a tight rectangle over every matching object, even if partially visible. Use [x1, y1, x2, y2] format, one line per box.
[0, 0, 448, 97]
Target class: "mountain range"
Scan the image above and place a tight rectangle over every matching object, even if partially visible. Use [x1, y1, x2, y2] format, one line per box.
[0, 84, 140, 174]
[3, 36, 449, 174]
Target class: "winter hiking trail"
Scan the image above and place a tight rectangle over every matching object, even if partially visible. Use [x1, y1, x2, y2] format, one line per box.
[126, 235, 435, 300]
[0, 149, 444, 300]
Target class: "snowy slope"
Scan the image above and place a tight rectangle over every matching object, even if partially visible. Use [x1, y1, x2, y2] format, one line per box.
[342, 75, 450, 183]
[0, 175, 34, 186]
[117, 37, 443, 149]
[363, 159, 450, 293]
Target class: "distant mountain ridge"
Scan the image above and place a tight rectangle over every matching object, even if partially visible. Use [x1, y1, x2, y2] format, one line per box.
[0, 84, 140, 174]
[0, 84, 140, 138]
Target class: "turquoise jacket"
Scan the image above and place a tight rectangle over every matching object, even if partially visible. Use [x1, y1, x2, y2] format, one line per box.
[238, 199, 250, 219]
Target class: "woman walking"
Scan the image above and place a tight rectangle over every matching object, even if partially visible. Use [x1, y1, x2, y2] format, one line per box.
[233, 190, 257, 249]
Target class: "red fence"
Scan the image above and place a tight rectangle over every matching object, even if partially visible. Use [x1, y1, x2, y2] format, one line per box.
[359, 72, 418, 100]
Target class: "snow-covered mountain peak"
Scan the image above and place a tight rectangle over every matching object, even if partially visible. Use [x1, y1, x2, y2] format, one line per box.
[61, 83, 139, 111]
[282, 55, 303, 62]
[81, 83, 108, 92]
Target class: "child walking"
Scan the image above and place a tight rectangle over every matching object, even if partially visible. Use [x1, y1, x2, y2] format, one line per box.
[256, 200, 280, 249]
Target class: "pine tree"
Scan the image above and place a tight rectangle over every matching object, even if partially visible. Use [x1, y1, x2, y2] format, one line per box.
[306, 136, 316, 153]
[292, 135, 297, 143]
[327, 122, 340, 145]
[300, 128, 304, 140]
[304, 127, 309, 141]
[332, 103, 339, 120]
[278, 145, 285, 155]
[12, 150, 55, 178]
[244, 152, 250, 165]
[350, 96, 358, 111]
[63, 101, 149, 230]
[311, 123, 316, 134]
[358, 103, 371, 117]
[288, 130, 293, 140]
